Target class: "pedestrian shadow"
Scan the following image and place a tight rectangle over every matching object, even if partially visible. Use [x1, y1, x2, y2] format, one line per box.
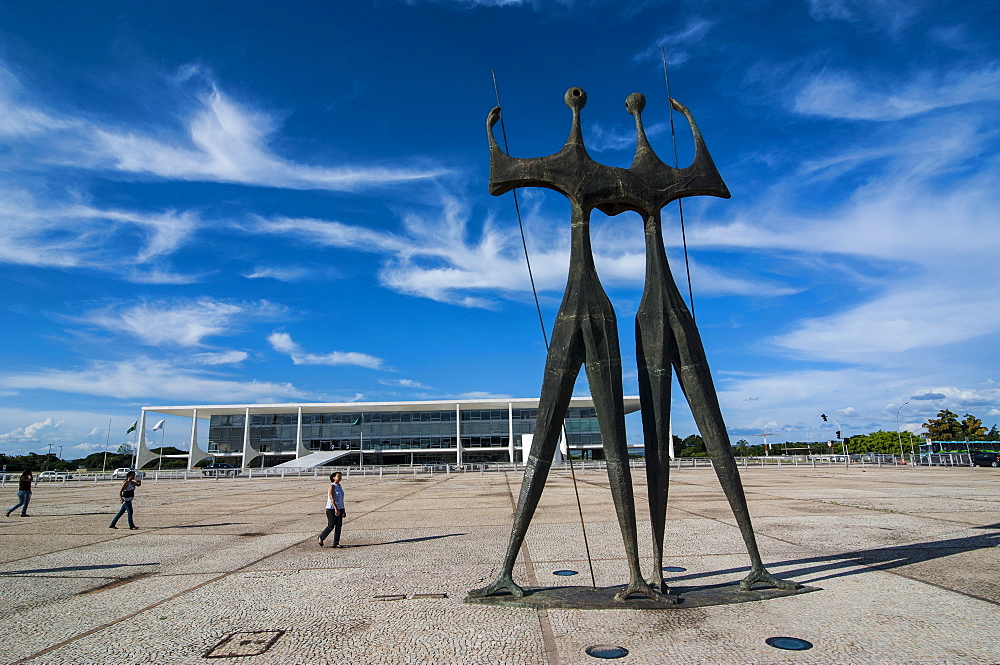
[161, 522, 251, 529]
[662, 530, 1000, 587]
[0, 562, 159, 576]
[342, 533, 466, 548]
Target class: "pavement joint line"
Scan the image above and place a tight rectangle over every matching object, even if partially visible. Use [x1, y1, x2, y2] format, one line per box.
[10, 477, 445, 664]
[503, 471, 562, 665]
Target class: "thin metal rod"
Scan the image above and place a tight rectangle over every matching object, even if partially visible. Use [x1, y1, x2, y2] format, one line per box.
[491, 70, 594, 589]
[661, 47, 696, 321]
[491, 70, 549, 349]
[566, 435, 597, 590]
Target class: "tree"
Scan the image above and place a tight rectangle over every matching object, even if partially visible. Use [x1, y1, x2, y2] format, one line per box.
[843, 430, 922, 454]
[678, 434, 707, 457]
[923, 410, 961, 440]
[959, 414, 987, 440]
[984, 425, 1000, 442]
[117, 443, 136, 456]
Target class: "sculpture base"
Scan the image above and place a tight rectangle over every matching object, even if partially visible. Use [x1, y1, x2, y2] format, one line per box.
[464, 583, 819, 610]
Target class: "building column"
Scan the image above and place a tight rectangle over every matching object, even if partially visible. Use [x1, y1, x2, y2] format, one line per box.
[241, 407, 263, 468]
[508, 402, 515, 464]
[455, 403, 462, 465]
[295, 406, 305, 458]
[187, 408, 211, 470]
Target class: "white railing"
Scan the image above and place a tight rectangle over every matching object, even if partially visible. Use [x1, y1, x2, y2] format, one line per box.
[5, 452, 976, 488]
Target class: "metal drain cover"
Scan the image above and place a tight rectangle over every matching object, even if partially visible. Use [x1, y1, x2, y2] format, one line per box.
[585, 644, 629, 659]
[765, 636, 813, 651]
[553, 569, 579, 576]
[204, 630, 285, 658]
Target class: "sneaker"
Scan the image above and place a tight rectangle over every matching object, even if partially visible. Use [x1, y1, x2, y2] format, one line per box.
[4, 511, 10, 518]
[129, 526, 139, 530]
[109, 525, 117, 529]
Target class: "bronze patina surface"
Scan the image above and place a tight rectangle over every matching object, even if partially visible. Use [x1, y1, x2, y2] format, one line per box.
[469, 88, 797, 606]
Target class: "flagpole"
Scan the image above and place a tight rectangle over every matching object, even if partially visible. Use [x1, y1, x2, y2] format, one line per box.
[102, 418, 112, 476]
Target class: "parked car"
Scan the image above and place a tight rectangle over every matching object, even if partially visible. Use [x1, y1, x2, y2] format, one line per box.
[202, 462, 240, 477]
[971, 452, 1000, 467]
[38, 470, 73, 481]
[111, 468, 146, 479]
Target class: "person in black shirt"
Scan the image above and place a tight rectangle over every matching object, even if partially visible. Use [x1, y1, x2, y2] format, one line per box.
[6, 470, 33, 517]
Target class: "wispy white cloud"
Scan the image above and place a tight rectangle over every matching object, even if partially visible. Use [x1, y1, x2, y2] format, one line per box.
[0, 185, 202, 271]
[0, 61, 447, 192]
[267, 332, 386, 369]
[633, 17, 714, 64]
[807, 0, 921, 35]
[0, 357, 305, 403]
[244, 266, 313, 282]
[0, 417, 63, 443]
[253, 193, 789, 308]
[585, 120, 669, 153]
[191, 350, 249, 366]
[78, 298, 287, 347]
[794, 66, 1000, 120]
[90, 86, 448, 190]
[379, 378, 434, 390]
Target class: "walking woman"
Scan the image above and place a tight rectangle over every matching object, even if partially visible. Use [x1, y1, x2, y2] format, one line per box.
[318, 471, 345, 547]
[109, 470, 141, 530]
[6, 470, 33, 517]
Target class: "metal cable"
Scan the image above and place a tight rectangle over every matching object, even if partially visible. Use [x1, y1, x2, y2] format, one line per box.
[661, 48, 697, 321]
[491, 70, 596, 590]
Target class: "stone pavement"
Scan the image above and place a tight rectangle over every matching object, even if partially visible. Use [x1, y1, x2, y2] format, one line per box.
[1, 465, 997, 664]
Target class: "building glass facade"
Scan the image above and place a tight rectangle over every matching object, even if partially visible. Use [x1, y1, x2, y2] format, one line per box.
[207, 405, 602, 466]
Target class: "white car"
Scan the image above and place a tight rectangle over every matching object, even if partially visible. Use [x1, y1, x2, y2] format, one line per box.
[111, 468, 146, 479]
[38, 470, 73, 481]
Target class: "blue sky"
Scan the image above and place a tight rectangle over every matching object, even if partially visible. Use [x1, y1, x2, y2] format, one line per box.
[1, 0, 998, 457]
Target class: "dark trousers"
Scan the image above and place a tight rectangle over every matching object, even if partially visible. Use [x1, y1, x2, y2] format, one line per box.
[320, 508, 343, 544]
[110, 500, 135, 528]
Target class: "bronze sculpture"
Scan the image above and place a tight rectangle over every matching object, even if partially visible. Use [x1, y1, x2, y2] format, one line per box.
[470, 88, 796, 603]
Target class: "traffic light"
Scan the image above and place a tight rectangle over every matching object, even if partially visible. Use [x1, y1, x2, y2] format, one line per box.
[835, 430, 841, 439]
[821, 414, 828, 422]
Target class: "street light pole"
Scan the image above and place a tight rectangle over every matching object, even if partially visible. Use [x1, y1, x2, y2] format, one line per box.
[896, 401, 909, 463]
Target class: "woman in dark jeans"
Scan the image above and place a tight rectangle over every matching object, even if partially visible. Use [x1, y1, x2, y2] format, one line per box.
[6, 470, 33, 517]
[109, 471, 141, 529]
[318, 472, 345, 547]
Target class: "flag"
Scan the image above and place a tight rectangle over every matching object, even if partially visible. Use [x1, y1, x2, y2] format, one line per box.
[126, 421, 137, 434]
[152, 419, 165, 432]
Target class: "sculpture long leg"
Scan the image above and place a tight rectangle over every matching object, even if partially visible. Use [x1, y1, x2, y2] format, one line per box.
[663, 277, 798, 591]
[579, 276, 670, 604]
[635, 213, 677, 592]
[468, 313, 586, 599]
[636, 313, 675, 592]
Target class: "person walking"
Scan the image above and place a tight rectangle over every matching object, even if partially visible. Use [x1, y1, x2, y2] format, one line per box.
[109, 470, 141, 530]
[6, 470, 33, 517]
[318, 471, 345, 548]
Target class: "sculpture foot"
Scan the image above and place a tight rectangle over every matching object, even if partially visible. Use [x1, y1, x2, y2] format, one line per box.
[739, 566, 799, 592]
[646, 574, 672, 596]
[615, 577, 679, 604]
[468, 573, 525, 599]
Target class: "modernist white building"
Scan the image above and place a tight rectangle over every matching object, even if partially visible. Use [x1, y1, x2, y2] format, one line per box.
[137, 396, 641, 470]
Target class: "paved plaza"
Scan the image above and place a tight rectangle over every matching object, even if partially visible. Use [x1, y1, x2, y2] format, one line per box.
[1, 465, 998, 664]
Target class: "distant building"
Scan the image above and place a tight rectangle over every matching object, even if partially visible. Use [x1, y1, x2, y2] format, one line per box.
[137, 397, 641, 469]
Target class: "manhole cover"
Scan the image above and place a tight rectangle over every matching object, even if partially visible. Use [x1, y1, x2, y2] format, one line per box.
[661, 566, 686, 572]
[765, 636, 813, 651]
[204, 630, 285, 658]
[553, 569, 579, 576]
[585, 644, 629, 659]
